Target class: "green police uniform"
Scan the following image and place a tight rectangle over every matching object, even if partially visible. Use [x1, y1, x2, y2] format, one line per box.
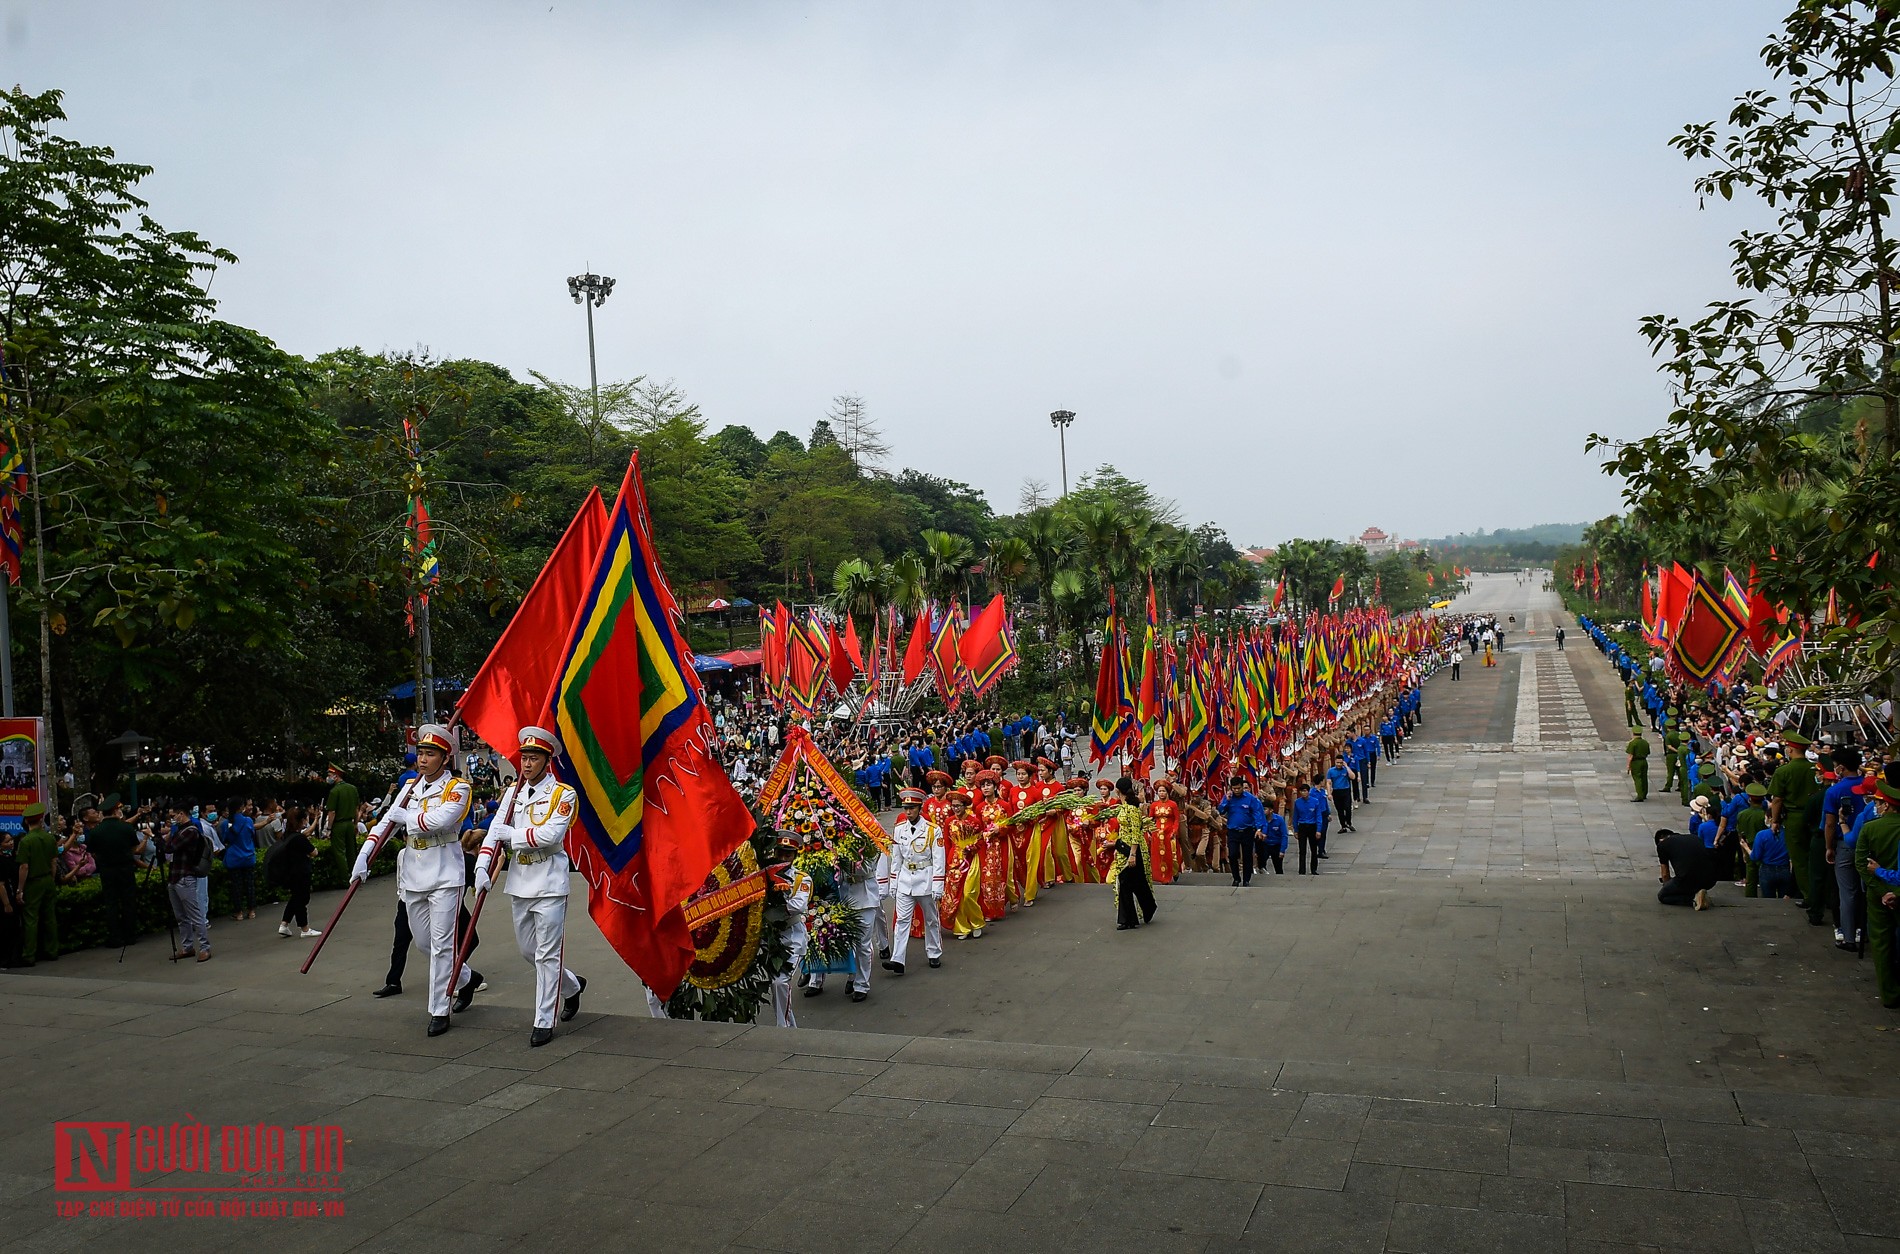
[1769, 751, 1820, 901]
[16, 821, 56, 962]
[1735, 791, 1768, 898]
[1626, 734, 1650, 802]
[1662, 732, 1684, 800]
[325, 776, 362, 863]
[1855, 803, 1900, 1008]
[1624, 685, 1641, 728]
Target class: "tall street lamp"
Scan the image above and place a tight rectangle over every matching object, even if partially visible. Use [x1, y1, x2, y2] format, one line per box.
[1049, 410, 1076, 498]
[567, 270, 616, 442]
[106, 729, 153, 806]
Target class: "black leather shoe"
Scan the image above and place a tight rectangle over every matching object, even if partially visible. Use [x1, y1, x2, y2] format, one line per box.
[1116, 923, 1134, 930]
[803, 983, 824, 997]
[453, 971, 481, 1014]
[427, 1015, 450, 1037]
[561, 975, 587, 1021]
[372, 983, 402, 998]
[849, 990, 868, 1002]
[882, 960, 905, 975]
[928, 957, 941, 968]
[529, 1026, 554, 1047]
[878, 947, 891, 960]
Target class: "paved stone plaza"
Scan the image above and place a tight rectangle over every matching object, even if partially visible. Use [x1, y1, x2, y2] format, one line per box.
[6, 576, 1900, 1252]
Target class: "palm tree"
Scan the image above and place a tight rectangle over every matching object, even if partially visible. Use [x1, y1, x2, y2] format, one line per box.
[830, 557, 888, 623]
[985, 536, 1032, 599]
[1018, 507, 1071, 611]
[920, 529, 976, 608]
[889, 553, 926, 617]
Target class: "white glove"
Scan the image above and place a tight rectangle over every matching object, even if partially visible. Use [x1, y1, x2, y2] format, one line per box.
[383, 807, 412, 829]
[474, 866, 492, 894]
[349, 846, 373, 885]
[508, 826, 535, 852]
[486, 821, 513, 848]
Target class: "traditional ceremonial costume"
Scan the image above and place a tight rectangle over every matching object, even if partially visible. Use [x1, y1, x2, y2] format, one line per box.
[1064, 777, 1102, 883]
[1148, 786, 1183, 884]
[973, 775, 1012, 922]
[352, 724, 475, 1035]
[474, 726, 586, 1046]
[884, 794, 945, 971]
[939, 795, 987, 939]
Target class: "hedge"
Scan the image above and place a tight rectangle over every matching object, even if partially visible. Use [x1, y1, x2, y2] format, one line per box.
[47, 835, 401, 955]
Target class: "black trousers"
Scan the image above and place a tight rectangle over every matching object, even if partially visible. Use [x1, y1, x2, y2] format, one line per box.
[1658, 876, 1714, 906]
[388, 898, 479, 986]
[1297, 824, 1319, 873]
[1353, 773, 1367, 803]
[1366, 756, 1377, 788]
[281, 878, 311, 928]
[1227, 828, 1256, 884]
[1333, 789, 1354, 831]
[1117, 859, 1157, 927]
[1256, 846, 1285, 875]
[1381, 734, 1397, 761]
[100, 869, 137, 947]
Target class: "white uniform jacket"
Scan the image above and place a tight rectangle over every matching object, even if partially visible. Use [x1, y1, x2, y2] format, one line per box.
[836, 850, 890, 910]
[477, 776, 578, 899]
[887, 817, 946, 898]
[394, 773, 473, 894]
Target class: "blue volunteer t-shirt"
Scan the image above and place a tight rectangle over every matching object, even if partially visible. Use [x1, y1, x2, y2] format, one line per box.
[1822, 776, 1866, 831]
[1261, 812, 1288, 852]
[1750, 829, 1790, 868]
[1327, 766, 1351, 792]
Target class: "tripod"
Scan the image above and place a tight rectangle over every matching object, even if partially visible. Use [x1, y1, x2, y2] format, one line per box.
[122, 857, 178, 964]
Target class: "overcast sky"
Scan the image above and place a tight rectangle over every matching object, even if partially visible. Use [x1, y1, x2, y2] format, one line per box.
[8, 0, 1786, 546]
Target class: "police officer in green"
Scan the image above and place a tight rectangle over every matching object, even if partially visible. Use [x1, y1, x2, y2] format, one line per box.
[1734, 782, 1769, 897]
[1624, 682, 1642, 728]
[1626, 729, 1651, 802]
[1769, 731, 1821, 905]
[1855, 770, 1900, 1009]
[15, 803, 56, 964]
[1662, 728, 1685, 803]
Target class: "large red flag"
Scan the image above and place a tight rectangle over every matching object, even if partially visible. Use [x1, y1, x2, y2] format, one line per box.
[826, 620, 856, 695]
[547, 454, 753, 996]
[456, 488, 609, 766]
[957, 594, 1018, 698]
[930, 603, 965, 709]
[902, 611, 930, 684]
[841, 614, 866, 673]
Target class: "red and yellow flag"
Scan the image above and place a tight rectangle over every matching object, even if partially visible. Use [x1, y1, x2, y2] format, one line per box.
[548, 454, 754, 996]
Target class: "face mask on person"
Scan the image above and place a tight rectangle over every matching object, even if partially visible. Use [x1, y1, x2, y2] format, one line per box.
[1806, 750, 1820, 763]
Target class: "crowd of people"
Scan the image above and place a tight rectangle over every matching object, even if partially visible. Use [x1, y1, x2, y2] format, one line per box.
[1578, 613, 1900, 1012]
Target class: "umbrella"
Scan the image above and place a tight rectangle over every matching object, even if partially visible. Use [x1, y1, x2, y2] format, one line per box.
[706, 598, 732, 610]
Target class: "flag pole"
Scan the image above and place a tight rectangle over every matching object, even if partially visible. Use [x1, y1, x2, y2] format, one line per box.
[0, 574, 13, 718]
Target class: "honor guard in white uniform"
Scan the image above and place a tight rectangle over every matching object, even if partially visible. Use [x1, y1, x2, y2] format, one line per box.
[807, 843, 888, 1003]
[351, 724, 476, 1037]
[473, 726, 587, 1047]
[882, 788, 945, 974]
[770, 851, 814, 1029]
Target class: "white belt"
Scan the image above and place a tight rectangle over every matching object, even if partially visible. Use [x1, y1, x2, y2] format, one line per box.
[514, 845, 557, 866]
[406, 831, 455, 852]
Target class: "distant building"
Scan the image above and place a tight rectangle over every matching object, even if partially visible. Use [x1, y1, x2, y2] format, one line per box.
[1241, 546, 1276, 565]
[1355, 527, 1397, 557]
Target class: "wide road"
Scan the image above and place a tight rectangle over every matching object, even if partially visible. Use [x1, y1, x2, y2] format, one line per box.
[9, 573, 1899, 1251]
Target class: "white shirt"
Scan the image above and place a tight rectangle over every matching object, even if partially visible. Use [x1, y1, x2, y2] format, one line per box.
[836, 852, 890, 910]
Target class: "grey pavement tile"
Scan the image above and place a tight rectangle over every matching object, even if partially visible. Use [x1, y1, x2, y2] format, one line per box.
[1387, 1200, 1566, 1253]
[1819, 1173, 1900, 1239]
[1152, 1094, 1300, 1135]
[1510, 1110, 1665, 1155]
[1069, 1048, 1281, 1089]
[727, 1064, 876, 1112]
[1479, 1173, 1566, 1216]
[631, 1063, 756, 1101]
[1193, 1130, 1355, 1190]
[1290, 1093, 1371, 1140]
[1277, 1061, 1495, 1106]
[938, 1160, 1045, 1212]
[1353, 1118, 1511, 1175]
[1496, 1076, 1741, 1124]
[1044, 1073, 1181, 1104]
[1507, 1145, 1674, 1190]
[723, 1024, 913, 1060]
[1120, 1124, 1217, 1175]
[1563, 1181, 1752, 1251]
[892, 1036, 1086, 1074]
[1742, 1198, 1851, 1253]
[1006, 1096, 1160, 1147]
[1223, 1186, 1396, 1252]
[1666, 1140, 1825, 1202]
[1014, 1163, 1262, 1238]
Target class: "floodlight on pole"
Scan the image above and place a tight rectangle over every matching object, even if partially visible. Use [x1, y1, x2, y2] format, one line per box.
[1049, 410, 1076, 498]
[567, 270, 616, 442]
